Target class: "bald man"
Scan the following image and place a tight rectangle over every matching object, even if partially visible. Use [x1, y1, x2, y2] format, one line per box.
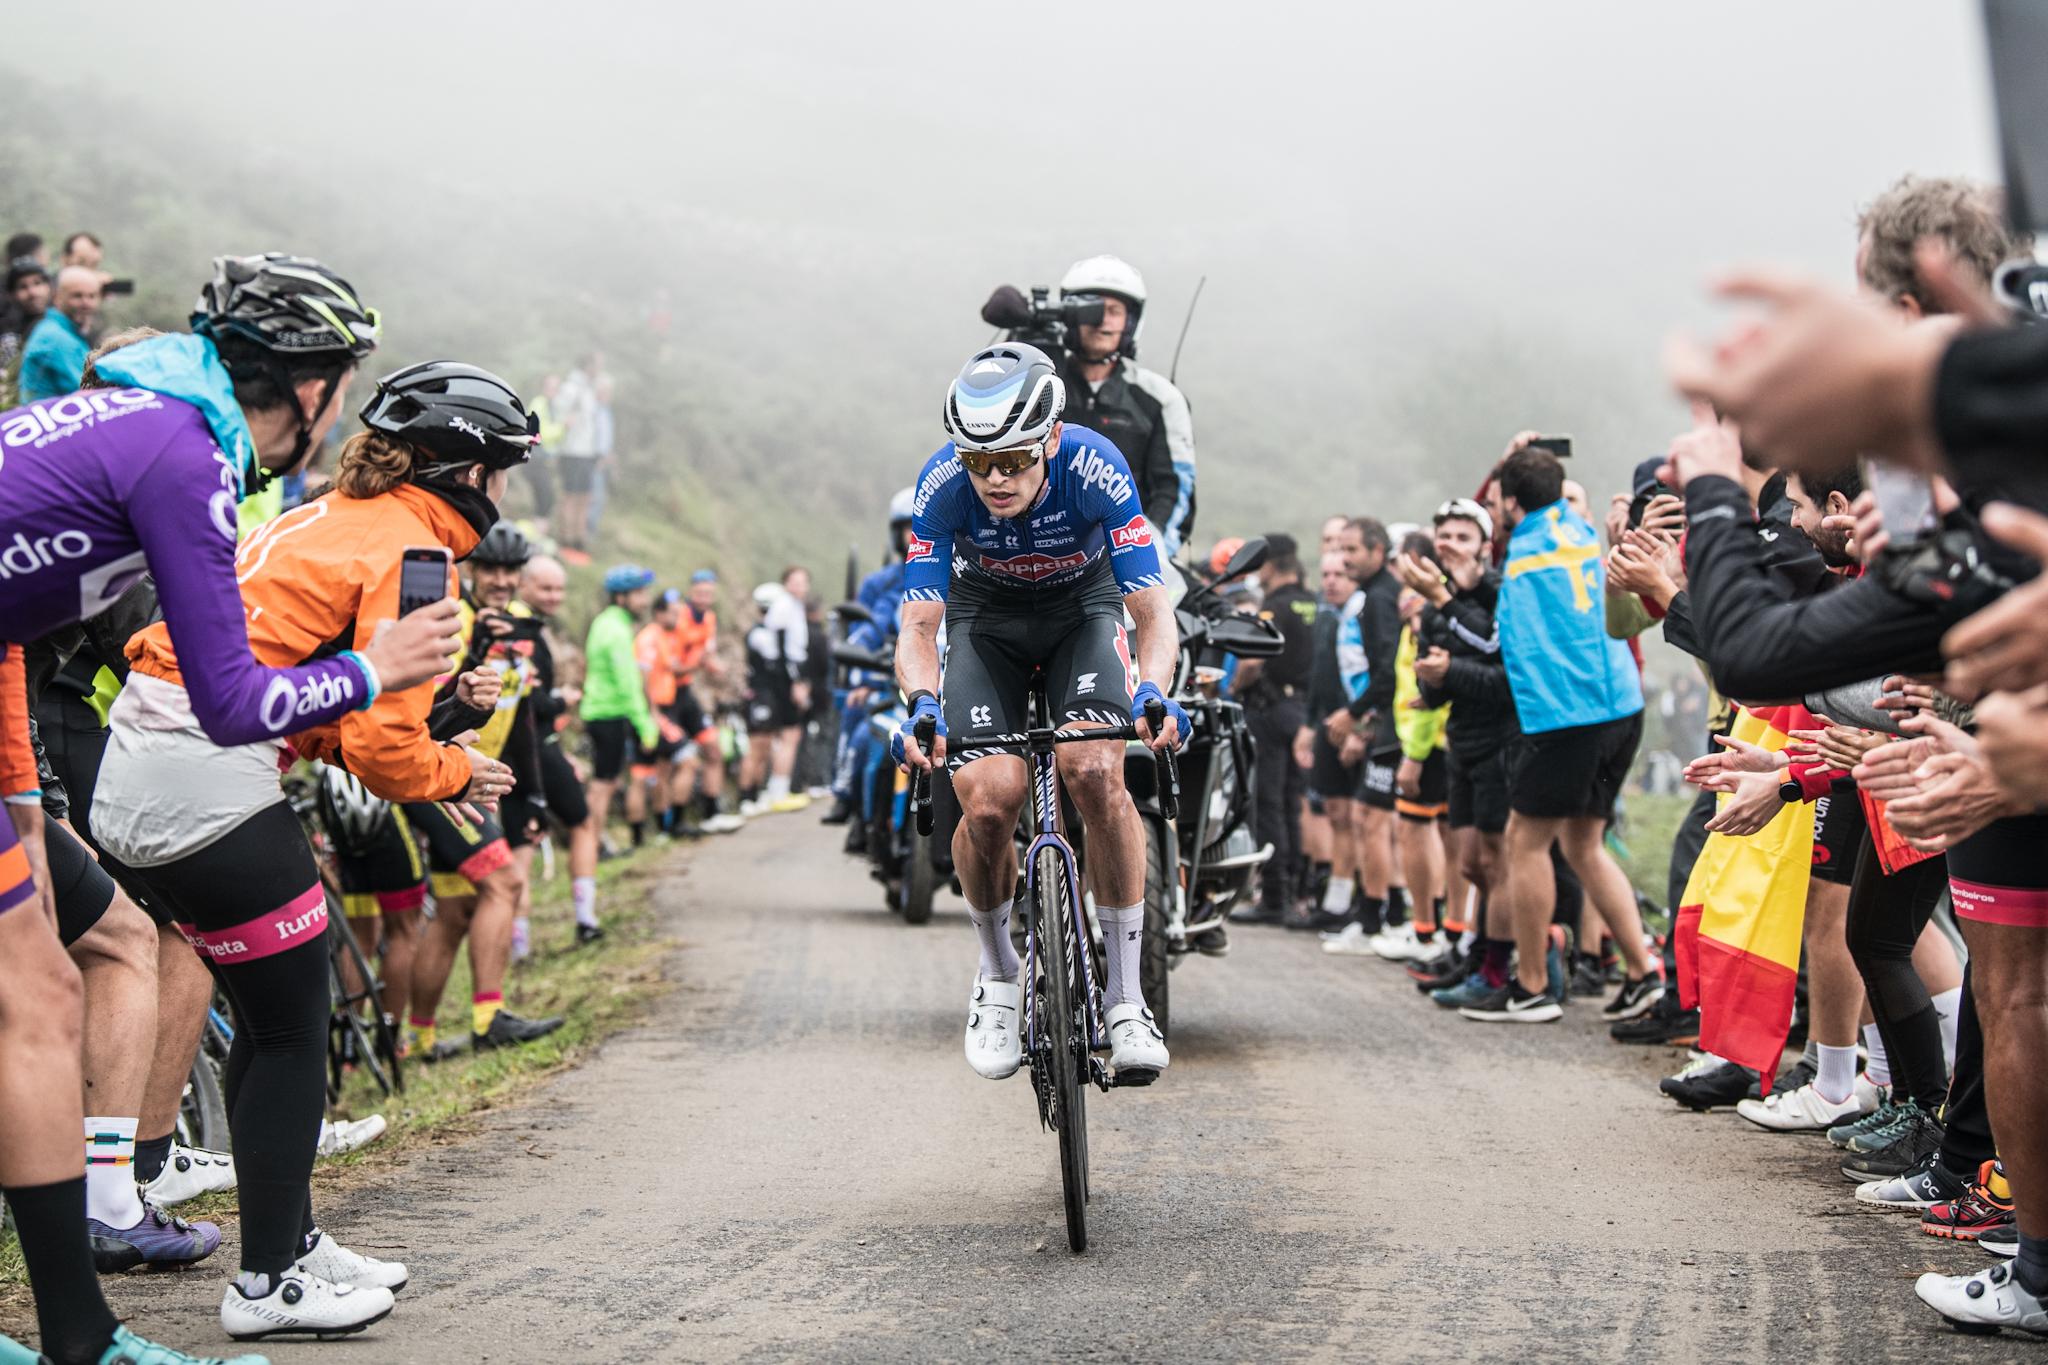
[18, 266, 100, 401]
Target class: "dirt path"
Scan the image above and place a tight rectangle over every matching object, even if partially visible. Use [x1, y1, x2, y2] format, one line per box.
[100, 814, 2001, 1362]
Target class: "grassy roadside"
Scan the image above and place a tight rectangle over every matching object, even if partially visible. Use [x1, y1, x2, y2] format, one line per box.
[0, 840, 685, 1311]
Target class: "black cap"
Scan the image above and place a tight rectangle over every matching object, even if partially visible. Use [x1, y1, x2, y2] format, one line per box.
[5, 259, 49, 292]
[1631, 457, 1666, 500]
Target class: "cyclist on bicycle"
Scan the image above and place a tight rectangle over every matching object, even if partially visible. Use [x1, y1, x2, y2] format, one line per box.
[895, 343, 1187, 1085]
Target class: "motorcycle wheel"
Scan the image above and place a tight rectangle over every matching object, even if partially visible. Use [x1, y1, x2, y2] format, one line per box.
[1141, 813, 1172, 1040]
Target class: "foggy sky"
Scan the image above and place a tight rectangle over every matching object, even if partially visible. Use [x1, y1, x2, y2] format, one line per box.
[2, 1, 2002, 524]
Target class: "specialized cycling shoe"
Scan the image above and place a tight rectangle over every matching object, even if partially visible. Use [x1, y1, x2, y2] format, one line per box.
[297, 1230, 409, 1293]
[89, 1202, 223, 1271]
[221, 1269, 394, 1341]
[96, 1324, 271, 1365]
[142, 1142, 236, 1206]
[964, 977, 1022, 1080]
[1107, 1002, 1169, 1083]
[473, 1009, 564, 1050]
[1916, 1263, 2048, 1337]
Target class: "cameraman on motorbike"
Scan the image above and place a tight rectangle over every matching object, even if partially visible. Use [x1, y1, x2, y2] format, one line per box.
[826, 486, 915, 845]
[996, 256, 1197, 561]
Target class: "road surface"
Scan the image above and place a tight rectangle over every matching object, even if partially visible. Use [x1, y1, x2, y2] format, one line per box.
[100, 812, 2000, 1362]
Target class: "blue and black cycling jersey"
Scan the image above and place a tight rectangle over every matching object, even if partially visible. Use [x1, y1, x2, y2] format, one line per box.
[902, 424, 1165, 605]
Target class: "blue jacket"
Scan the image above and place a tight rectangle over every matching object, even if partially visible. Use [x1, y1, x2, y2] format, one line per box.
[1498, 500, 1642, 734]
[18, 312, 90, 403]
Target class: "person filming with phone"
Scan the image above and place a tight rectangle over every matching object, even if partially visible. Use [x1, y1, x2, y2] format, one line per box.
[90, 357, 534, 1341]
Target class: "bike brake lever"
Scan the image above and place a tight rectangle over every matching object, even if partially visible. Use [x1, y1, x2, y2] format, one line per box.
[912, 715, 937, 835]
[1144, 699, 1180, 821]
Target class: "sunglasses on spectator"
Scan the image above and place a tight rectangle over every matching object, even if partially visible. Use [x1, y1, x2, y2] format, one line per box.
[959, 436, 1048, 479]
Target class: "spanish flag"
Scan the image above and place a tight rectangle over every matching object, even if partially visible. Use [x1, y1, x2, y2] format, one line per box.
[1673, 705, 1814, 1090]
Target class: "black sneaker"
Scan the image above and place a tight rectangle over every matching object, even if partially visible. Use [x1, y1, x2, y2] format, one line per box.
[1610, 990, 1699, 1046]
[1569, 954, 1604, 999]
[1659, 1057, 1758, 1111]
[473, 1009, 565, 1051]
[1757, 1056, 1816, 1101]
[1281, 906, 1323, 932]
[1841, 1107, 1948, 1183]
[1228, 905, 1285, 926]
[1411, 946, 1475, 993]
[575, 923, 606, 947]
[1457, 982, 1562, 1024]
[1601, 974, 1667, 1022]
[842, 821, 868, 855]
[1191, 926, 1229, 957]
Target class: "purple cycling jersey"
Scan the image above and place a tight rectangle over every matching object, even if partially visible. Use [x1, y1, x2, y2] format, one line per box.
[0, 387, 371, 744]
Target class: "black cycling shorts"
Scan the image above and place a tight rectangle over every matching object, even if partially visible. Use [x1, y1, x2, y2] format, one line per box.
[48, 818, 117, 948]
[1508, 712, 1642, 822]
[586, 717, 637, 782]
[35, 693, 167, 925]
[334, 807, 426, 920]
[1395, 749, 1449, 824]
[941, 568, 1137, 771]
[1357, 750, 1400, 811]
[746, 671, 798, 734]
[500, 740, 592, 847]
[1446, 744, 1510, 835]
[1809, 780, 1866, 887]
[673, 688, 712, 745]
[119, 801, 328, 964]
[401, 800, 512, 898]
[1309, 732, 1358, 801]
[1948, 813, 2048, 928]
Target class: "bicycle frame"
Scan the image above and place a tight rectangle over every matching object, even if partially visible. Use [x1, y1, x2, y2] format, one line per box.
[1016, 734, 1107, 1059]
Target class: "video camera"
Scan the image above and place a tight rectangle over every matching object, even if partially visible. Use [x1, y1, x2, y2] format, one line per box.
[979, 284, 1104, 356]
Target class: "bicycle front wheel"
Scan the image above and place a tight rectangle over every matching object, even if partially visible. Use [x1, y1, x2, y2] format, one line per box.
[1035, 843, 1089, 1252]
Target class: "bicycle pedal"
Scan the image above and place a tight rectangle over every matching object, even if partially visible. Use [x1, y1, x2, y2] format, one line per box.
[1112, 1067, 1159, 1089]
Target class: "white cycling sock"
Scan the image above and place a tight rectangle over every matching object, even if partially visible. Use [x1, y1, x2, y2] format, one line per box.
[1815, 1043, 1859, 1105]
[1933, 985, 1962, 1072]
[1862, 1023, 1892, 1088]
[1100, 902, 1145, 1011]
[968, 898, 1020, 983]
[766, 775, 791, 801]
[572, 876, 598, 929]
[1321, 876, 1354, 914]
[85, 1116, 143, 1227]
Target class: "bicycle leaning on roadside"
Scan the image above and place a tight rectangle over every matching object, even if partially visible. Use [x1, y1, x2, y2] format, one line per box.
[908, 696, 1179, 1253]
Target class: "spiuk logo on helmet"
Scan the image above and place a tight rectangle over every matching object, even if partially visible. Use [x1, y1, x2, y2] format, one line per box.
[447, 415, 488, 444]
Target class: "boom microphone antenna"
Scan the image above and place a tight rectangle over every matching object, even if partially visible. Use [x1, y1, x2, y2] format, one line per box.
[1169, 275, 1207, 385]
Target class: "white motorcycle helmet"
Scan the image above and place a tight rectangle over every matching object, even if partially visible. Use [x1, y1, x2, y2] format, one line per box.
[752, 582, 782, 612]
[1059, 254, 1147, 354]
[888, 486, 916, 523]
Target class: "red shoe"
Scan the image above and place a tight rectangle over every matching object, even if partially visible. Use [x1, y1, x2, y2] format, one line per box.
[1922, 1159, 2014, 1241]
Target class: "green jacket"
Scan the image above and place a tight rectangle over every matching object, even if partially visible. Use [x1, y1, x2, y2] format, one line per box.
[581, 604, 656, 747]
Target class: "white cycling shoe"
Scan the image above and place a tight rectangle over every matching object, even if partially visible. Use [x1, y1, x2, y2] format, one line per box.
[297, 1230, 409, 1292]
[221, 1268, 395, 1341]
[1107, 1002, 1169, 1083]
[317, 1114, 388, 1158]
[964, 977, 1022, 1080]
[142, 1143, 237, 1207]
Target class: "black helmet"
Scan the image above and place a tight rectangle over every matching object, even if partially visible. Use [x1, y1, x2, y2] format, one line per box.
[192, 253, 380, 360]
[471, 522, 532, 567]
[358, 360, 538, 470]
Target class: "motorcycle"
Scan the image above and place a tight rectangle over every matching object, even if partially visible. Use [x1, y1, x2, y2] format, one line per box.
[828, 609, 946, 924]
[1117, 536, 1284, 1039]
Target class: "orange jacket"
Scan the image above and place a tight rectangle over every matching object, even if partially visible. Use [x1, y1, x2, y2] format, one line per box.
[636, 621, 684, 708]
[127, 484, 482, 802]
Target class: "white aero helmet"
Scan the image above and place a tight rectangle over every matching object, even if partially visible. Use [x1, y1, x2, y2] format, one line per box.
[941, 343, 1066, 453]
[1059, 254, 1147, 352]
[888, 485, 916, 524]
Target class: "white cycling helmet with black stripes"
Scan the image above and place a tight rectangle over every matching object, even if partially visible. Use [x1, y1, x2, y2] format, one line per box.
[941, 343, 1065, 454]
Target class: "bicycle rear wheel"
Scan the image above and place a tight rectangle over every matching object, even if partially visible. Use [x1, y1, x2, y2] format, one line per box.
[1035, 843, 1088, 1252]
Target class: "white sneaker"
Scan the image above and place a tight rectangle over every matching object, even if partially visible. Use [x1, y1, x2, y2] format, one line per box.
[221, 1268, 395, 1341]
[738, 798, 767, 818]
[1734, 1079, 1875, 1132]
[1321, 923, 1375, 955]
[964, 977, 1022, 1080]
[142, 1143, 236, 1206]
[1369, 924, 1427, 961]
[1106, 1002, 1169, 1080]
[317, 1115, 388, 1159]
[701, 812, 746, 834]
[296, 1230, 409, 1292]
[1915, 1263, 2048, 1336]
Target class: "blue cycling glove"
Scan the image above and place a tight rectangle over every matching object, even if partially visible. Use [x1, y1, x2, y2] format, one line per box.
[891, 692, 947, 769]
[1131, 682, 1191, 751]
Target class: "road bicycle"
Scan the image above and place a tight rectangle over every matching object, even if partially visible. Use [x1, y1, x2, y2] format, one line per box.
[909, 696, 1179, 1252]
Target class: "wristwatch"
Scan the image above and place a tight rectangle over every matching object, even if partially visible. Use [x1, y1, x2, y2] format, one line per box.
[1777, 777, 1801, 804]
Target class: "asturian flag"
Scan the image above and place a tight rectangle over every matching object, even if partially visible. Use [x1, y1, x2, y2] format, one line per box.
[1673, 704, 1814, 1090]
